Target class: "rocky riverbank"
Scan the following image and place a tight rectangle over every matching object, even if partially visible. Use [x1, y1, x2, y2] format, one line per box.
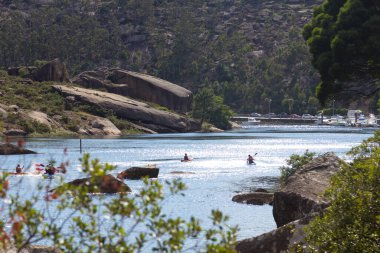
[235, 153, 343, 253]
[0, 59, 201, 137]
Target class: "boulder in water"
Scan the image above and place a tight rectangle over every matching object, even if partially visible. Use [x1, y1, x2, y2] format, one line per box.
[54, 174, 131, 194]
[0, 143, 36, 155]
[232, 192, 273, 205]
[117, 165, 159, 180]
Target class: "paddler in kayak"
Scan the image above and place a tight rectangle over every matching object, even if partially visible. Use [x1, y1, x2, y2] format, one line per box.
[15, 164, 23, 174]
[247, 154, 255, 165]
[44, 163, 56, 176]
[183, 153, 190, 161]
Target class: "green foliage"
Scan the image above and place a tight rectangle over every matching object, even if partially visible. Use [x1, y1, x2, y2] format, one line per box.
[192, 87, 234, 130]
[0, 1, 321, 114]
[298, 131, 380, 253]
[303, 0, 380, 105]
[0, 154, 238, 252]
[279, 150, 316, 184]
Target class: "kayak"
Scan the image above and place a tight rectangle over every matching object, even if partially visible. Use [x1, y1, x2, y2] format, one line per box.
[181, 159, 192, 162]
[247, 161, 256, 165]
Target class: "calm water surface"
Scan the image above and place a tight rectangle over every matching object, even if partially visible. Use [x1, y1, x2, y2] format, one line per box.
[1, 125, 377, 240]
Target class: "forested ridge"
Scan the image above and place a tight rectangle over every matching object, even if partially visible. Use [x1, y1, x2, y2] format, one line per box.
[0, 0, 324, 114]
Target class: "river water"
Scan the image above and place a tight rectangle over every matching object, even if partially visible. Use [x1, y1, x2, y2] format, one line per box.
[1, 125, 377, 241]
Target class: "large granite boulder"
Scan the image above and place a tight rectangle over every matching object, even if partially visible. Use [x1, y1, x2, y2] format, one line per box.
[236, 214, 316, 253]
[71, 70, 113, 89]
[79, 116, 122, 136]
[272, 152, 343, 227]
[7, 59, 69, 82]
[53, 175, 131, 194]
[117, 165, 159, 180]
[0, 143, 36, 155]
[109, 70, 192, 113]
[53, 85, 201, 133]
[31, 59, 70, 82]
[73, 69, 193, 113]
[3, 129, 27, 136]
[19, 110, 61, 130]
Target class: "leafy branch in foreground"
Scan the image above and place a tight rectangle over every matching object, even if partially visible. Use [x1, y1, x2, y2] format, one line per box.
[0, 153, 238, 252]
[279, 150, 316, 185]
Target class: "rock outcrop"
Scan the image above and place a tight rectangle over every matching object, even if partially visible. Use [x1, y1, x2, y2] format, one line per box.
[8, 59, 69, 82]
[0, 143, 36, 155]
[235, 153, 342, 252]
[3, 129, 27, 136]
[236, 214, 316, 253]
[109, 70, 192, 113]
[53, 174, 131, 194]
[117, 165, 159, 180]
[31, 59, 69, 82]
[232, 192, 273, 205]
[53, 85, 201, 133]
[272, 152, 343, 227]
[19, 110, 61, 130]
[72, 69, 193, 113]
[78, 116, 122, 136]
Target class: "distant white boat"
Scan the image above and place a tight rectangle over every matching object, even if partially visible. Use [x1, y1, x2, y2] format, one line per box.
[346, 110, 379, 127]
[328, 115, 346, 126]
[241, 117, 261, 126]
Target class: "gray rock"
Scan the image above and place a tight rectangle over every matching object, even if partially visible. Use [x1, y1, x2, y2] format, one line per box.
[31, 59, 69, 82]
[117, 165, 159, 180]
[272, 152, 343, 227]
[109, 70, 193, 113]
[53, 174, 131, 194]
[53, 85, 201, 133]
[236, 214, 316, 253]
[232, 192, 273, 205]
[9, 105, 19, 112]
[0, 142, 36, 155]
[3, 129, 27, 137]
[0, 107, 8, 118]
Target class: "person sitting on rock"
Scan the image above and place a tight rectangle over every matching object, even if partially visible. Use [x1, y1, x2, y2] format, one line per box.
[15, 164, 22, 174]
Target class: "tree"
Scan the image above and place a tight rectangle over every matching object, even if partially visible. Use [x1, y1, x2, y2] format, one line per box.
[303, 0, 380, 105]
[298, 131, 380, 252]
[281, 97, 294, 114]
[192, 88, 234, 130]
[0, 153, 238, 252]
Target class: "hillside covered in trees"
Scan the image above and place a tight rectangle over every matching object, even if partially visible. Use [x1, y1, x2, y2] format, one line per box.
[0, 0, 324, 114]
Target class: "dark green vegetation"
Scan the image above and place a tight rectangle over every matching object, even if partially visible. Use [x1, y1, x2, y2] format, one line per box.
[279, 149, 316, 184]
[295, 131, 380, 253]
[0, 0, 322, 114]
[192, 87, 234, 130]
[303, 0, 380, 105]
[0, 154, 237, 252]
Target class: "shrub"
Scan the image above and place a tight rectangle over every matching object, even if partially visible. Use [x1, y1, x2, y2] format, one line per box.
[279, 149, 316, 184]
